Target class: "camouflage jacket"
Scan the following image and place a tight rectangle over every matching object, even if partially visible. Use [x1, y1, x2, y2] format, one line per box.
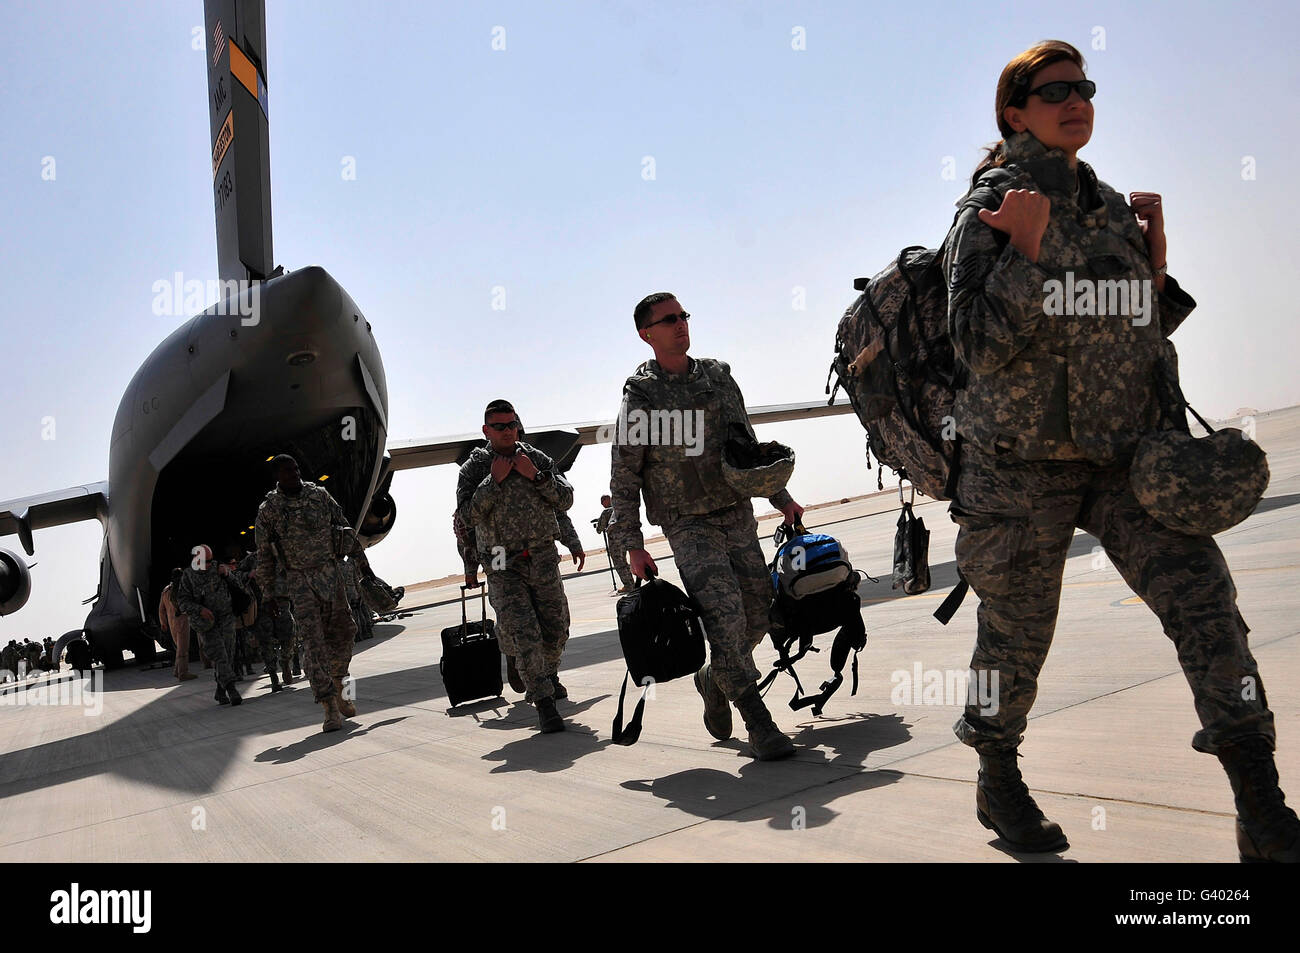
[175, 566, 245, 633]
[594, 505, 614, 535]
[237, 551, 285, 603]
[455, 441, 574, 567]
[609, 357, 791, 552]
[945, 131, 1196, 463]
[452, 510, 480, 576]
[254, 482, 363, 581]
[556, 511, 582, 553]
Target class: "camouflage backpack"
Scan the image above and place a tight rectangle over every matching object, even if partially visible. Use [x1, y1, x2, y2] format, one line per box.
[827, 168, 1013, 501]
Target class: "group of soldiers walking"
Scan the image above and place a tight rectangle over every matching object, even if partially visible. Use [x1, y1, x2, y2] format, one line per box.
[455, 291, 806, 758]
[454, 277, 1296, 863]
[0, 637, 59, 680]
[137, 36, 1299, 863]
[162, 454, 384, 731]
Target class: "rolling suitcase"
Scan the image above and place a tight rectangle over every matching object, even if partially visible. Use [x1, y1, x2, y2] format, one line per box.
[440, 585, 503, 706]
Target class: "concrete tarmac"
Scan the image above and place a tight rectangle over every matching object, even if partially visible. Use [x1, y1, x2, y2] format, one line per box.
[1, 408, 1297, 862]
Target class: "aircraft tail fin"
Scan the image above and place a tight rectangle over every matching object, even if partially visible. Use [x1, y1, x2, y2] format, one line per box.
[203, 0, 274, 283]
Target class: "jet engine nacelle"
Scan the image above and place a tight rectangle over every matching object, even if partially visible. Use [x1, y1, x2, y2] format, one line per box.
[358, 492, 397, 548]
[0, 548, 33, 616]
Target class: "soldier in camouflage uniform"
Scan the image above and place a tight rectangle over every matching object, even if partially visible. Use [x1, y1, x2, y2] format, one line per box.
[175, 544, 244, 706]
[459, 434, 585, 698]
[944, 40, 1295, 861]
[254, 454, 367, 733]
[595, 494, 635, 593]
[455, 400, 575, 733]
[235, 551, 287, 692]
[609, 293, 804, 761]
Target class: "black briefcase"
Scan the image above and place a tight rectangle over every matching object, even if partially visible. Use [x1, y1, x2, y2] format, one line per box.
[611, 573, 706, 745]
[440, 585, 503, 706]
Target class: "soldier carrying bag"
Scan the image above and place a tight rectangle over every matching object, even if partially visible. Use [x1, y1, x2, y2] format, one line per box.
[611, 570, 706, 746]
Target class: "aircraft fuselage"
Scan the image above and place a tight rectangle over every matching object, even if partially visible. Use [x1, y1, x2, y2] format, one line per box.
[87, 266, 388, 662]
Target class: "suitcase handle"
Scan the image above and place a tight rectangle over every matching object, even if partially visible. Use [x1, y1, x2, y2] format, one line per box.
[459, 584, 488, 628]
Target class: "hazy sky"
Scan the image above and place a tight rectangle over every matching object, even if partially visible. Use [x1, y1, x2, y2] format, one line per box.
[2, 0, 1297, 640]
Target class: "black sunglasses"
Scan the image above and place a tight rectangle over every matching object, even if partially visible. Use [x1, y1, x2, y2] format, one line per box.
[642, 311, 690, 330]
[1024, 79, 1096, 105]
[486, 420, 521, 432]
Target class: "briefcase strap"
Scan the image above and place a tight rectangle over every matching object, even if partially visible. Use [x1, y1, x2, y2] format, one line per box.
[611, 671, 650, 746]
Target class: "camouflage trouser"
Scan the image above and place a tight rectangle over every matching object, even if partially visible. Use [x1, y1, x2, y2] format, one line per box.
[951, 442, 1275, 755]
[233, 627, 251, 673]
[610, 546, 634, 589]
[662, 502, 768, 700]
[249, 601, 297, 672]
[194, 616, 237, 687]
[485, 543, 570, 703]
[287, 564, 357, 702]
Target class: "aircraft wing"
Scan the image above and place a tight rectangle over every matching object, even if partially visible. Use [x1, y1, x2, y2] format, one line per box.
[0, 482, 110, 556]
[385, 398, 854, 474]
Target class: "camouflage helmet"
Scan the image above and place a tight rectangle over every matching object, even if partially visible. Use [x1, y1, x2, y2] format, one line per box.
[1130, 428, 1269, 537]
[723, 425, 795, 499]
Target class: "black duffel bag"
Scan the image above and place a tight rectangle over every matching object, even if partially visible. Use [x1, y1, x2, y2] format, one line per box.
[611, 571, 706, 746]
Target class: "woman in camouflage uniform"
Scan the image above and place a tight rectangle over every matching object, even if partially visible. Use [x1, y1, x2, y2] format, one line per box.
[944, 39, 1295, 860]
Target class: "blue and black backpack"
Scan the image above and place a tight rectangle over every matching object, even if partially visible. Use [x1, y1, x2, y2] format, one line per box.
[761, 523, 870, 716]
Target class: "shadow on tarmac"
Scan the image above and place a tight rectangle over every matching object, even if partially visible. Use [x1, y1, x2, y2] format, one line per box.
[619, 712, 914, 830]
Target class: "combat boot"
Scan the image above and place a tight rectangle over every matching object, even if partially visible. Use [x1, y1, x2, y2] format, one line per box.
[693, 663, 733, 741]
[214, 683, 229, 705]
[320, 697, 343, 732]
[1217, 737, 1300, 863]
[735, 685, 795, 761]
[975, 750, 1068, 852]
[268, 668, 282, 693]
[536, 697, 565, 734]
[226, 681, 242, 706]
[506, 655, 526, 693]
[334, 677, 356, 718]
[281, 661, 295, 685]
